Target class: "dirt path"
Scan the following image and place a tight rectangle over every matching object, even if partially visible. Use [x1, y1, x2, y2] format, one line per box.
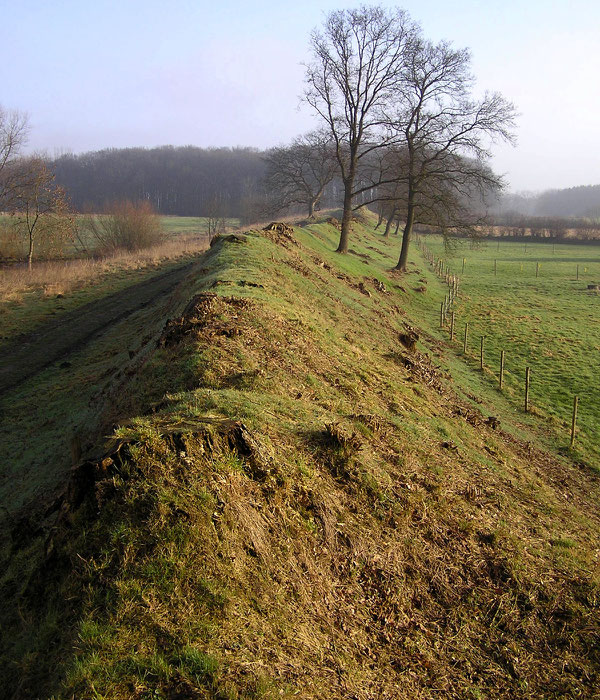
[0, 260, 198, 396]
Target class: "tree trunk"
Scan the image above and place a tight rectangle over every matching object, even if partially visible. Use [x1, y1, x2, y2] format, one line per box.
[27, 234, 34, 271]
[394, 217, 401, 235]
[375, 209, 384, 229]
[337, 180, 353, 253]
[382, 208, 397, 238]
[395, 203, 415, 271]
[308, 199, 315, 218]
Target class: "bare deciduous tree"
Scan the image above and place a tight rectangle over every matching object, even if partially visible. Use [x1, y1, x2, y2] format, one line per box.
[304, 6, 417, 252]
[0, 106, 29, 208]
[389, 39, 516, 270]
[9, 159, 74, 268]
[205, 193, 228, 238]
[264, 131, 338, 218]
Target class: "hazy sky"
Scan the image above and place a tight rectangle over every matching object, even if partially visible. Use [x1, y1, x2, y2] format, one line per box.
[1, 0, 598, 192]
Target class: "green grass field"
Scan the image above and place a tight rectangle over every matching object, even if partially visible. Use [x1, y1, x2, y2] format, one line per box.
[421, 236, 600, 467]
[160, 215, 239, 236]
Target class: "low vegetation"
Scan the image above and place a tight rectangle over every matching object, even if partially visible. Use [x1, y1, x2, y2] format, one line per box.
[0, 235, 209, 343]
[425, 235, 600, 466]
[2, 215, 598, 699]
[80, 200, 164, 254]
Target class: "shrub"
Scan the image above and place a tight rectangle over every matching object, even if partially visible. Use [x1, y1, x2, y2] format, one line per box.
[82, 200, 163, 254]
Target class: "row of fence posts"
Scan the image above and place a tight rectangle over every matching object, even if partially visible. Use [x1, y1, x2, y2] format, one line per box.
[461, 254, 586, 281]
[416, 238, 580, 449]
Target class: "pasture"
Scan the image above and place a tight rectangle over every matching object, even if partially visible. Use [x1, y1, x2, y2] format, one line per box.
[422, 236, 600, 467]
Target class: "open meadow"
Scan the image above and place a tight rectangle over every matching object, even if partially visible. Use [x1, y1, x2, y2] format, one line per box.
[422, 235, 600, 468]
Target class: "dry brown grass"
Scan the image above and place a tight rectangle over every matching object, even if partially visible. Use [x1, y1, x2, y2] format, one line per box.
[0, 235, 208, 303]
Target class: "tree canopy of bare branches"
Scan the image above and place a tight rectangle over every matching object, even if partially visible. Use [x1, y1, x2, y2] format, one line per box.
[304, 6, 418, 252]
[0, 106, 29, 209]
[264, 131, 338, 218]
[388, 38, 516, 270]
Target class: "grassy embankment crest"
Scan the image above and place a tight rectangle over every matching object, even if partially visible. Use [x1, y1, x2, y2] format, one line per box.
[2, 218, 599, 699]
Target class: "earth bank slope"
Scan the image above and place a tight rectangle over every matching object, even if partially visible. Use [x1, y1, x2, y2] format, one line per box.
[2, 219, 599, 699]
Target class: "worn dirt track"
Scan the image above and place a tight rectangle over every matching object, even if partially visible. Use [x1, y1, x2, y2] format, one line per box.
[0, 260, 198, 396]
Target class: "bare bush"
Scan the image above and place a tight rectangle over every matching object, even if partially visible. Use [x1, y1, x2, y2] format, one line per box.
[82, 200, 164, 254]
[205, 194, 228, 239]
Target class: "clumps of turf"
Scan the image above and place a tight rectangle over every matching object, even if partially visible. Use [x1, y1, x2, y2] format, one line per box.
[158, 293, 251, 348]
[262, 222, 296, 246]
[318, 422, 363, 479]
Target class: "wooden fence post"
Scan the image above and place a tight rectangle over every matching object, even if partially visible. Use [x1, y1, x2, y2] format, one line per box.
[480, 336, 485, 370]
[440, 301, 444, 329]
[536, 262, 539, 278]
[463, 322, 469, 354]
[570, 396, 578, 447]
[451, 311, 455, 340]
[499, 350, 505, 390]
[525, 367, 531, 412]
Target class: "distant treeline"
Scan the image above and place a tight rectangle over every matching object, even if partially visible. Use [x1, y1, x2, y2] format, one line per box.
[49, 145, 600, 229]
[487, 214, 600, 240]
[50, 145, 341, 219]
[51, 146, 267, 218]
[497, 185, 600, 220]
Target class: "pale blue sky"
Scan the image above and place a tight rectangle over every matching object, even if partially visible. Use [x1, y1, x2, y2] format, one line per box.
[1, 0, 598, 191]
